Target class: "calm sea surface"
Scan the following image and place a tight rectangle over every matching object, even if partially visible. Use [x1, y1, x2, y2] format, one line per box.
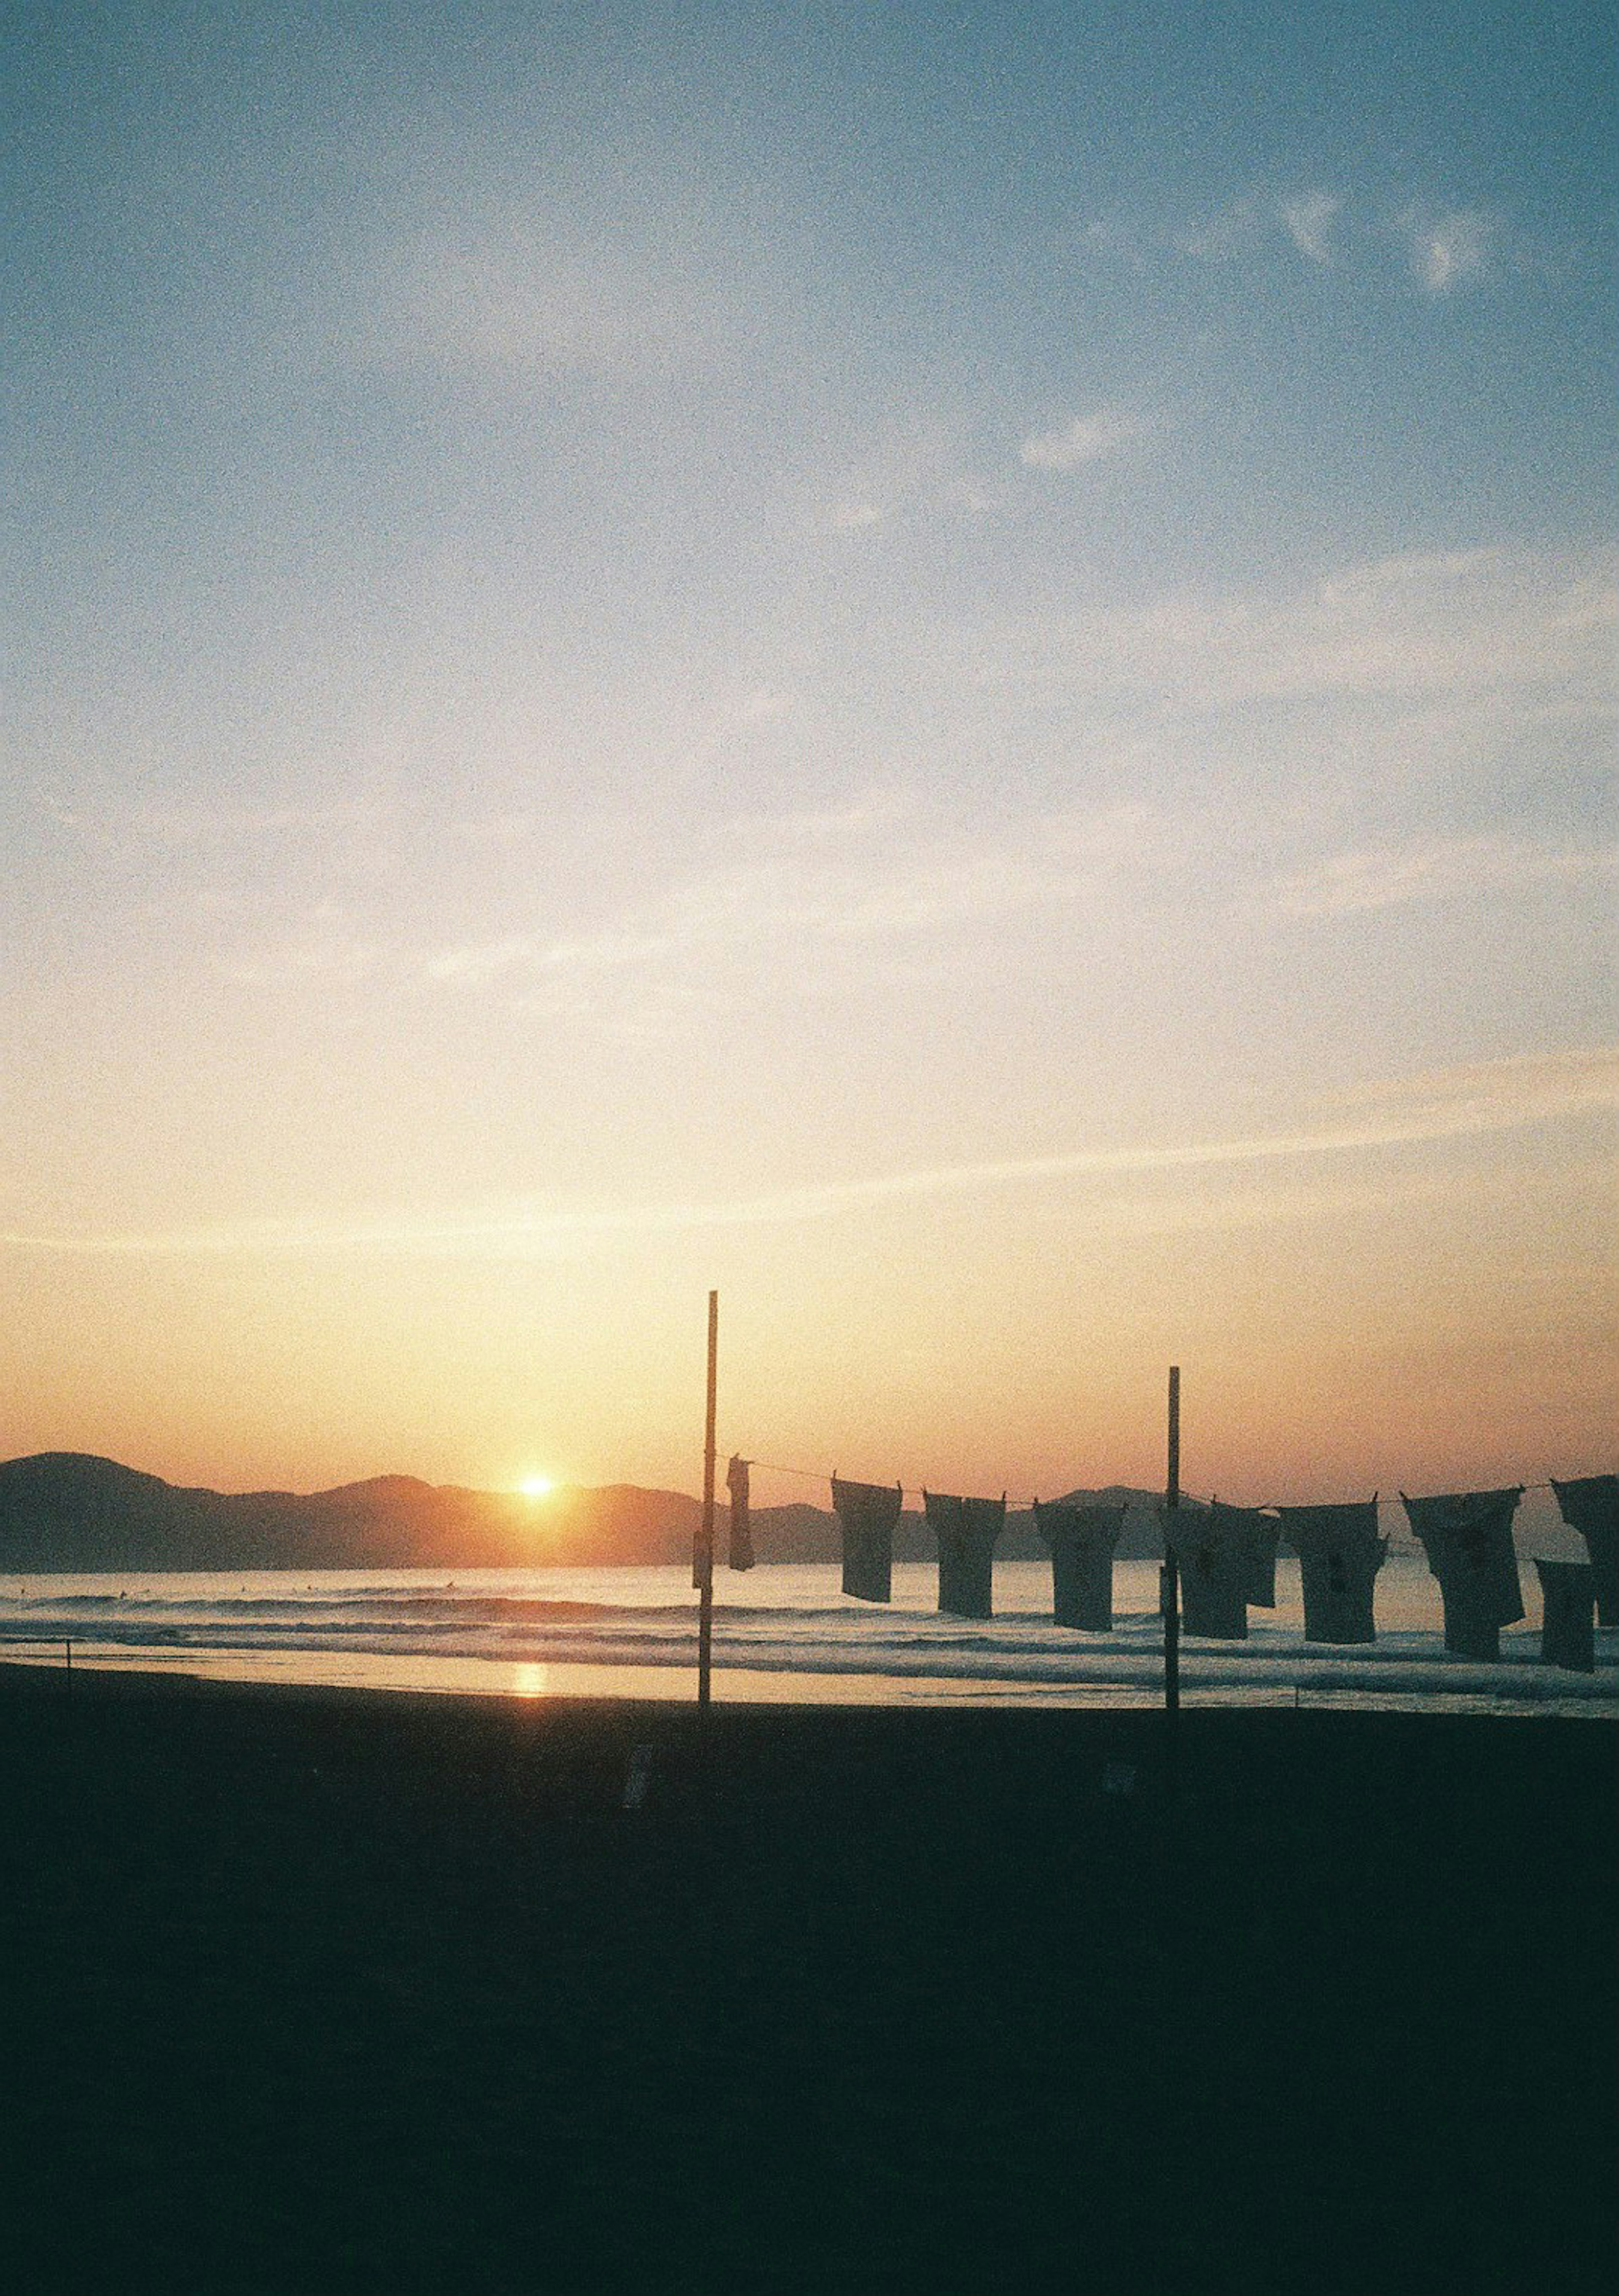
[1, 1556, 1614, 1715]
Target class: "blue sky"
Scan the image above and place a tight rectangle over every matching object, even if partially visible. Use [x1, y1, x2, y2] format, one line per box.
[3, 4, 1614, 1497]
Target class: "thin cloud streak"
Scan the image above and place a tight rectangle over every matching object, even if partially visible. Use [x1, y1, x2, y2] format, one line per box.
[8, 1051, 1611, 1261]
[1020, 407, 1149, 470]
[421, 799, 1195, 991]
[971, 544, 1618, 709]
[1274, 833, 1619, 917]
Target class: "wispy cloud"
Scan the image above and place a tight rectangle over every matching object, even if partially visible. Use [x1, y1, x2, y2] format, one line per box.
[1281, 192, 1341, 265]
[1318, 1046, 1618, 1134]
[1398, 207, 1494, 293]
[421, 797, 1197, 1002]
[7, 1051, 1610, 1261]
[427, 928, 676, 985]
[971, 543, 1619, 713]
[1082, 191, 1532, 293]
[1020, 407, 1149, 471]
[1272, 832, 1618, 917]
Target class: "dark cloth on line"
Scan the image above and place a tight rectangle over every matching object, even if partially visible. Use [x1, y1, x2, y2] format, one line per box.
[923, 1492, 1005, 1620]
[1034, 1501, 1125, 1631]
[1401, 1488, 1525, 1661]
[1534, 1558, 1596, 1674]
[1278, 1502, 1386, 1645]
[1551, 1475, 1619, 1628]
[1213, 1502, 1282, 1609]
[1162, 1505, 1248, 1639]
[832, 1476, 903, 1605]
[726, 1455, 754, 1572]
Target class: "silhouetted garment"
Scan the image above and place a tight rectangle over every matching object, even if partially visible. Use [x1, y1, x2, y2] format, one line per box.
[832, 1476, 902, 1605]
[1534, 1559, 1596, 1674]
[1162, 1505, 1248, 1639]
[1401, 1488, 1524, 1661]
[725, 1455, 754, 1571]
[1216, 1503, 1281, 1608]
[1277, 1502, 1386, 1645]
[1035, 1501, 1125, 1631]
[1551, 1475, 1619, 1628]
[924, 1492, 1006, 1620]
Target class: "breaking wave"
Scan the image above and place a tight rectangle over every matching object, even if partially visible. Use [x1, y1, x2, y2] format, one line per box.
[1, 1561, 1614, 1712]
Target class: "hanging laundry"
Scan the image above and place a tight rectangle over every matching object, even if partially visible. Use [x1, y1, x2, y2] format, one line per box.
[1034, 1500, 1126, 1631]
[726, 1455, 755, 1571]
[1534, 1559, 1596, 1674]
[1551, 1475, 1619, 1628]
[831, 1475, 903, 1604]
[923, 1492, 1006, 1620]
[1401, 1488, 1524, 1661]
[1277, 1502, 1386, 1645]
[1214, 1502, 1281, 1608]
[1161, 1503, 1249, 1639]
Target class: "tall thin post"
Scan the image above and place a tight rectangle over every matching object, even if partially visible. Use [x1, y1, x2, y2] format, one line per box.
[1162, 1366, 1181, 1719]
[697, 1290, 718, 1709]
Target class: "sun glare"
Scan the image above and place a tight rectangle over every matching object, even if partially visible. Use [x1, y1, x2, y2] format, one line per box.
[517, 1474, 557, 1499]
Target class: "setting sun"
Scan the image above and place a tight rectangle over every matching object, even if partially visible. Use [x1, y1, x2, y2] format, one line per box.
[517, 1475, 557, 1500]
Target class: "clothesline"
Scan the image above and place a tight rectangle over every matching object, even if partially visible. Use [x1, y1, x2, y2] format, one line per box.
[710, 1464, 1617, 1659]
[730, 1453, 1569, 1515]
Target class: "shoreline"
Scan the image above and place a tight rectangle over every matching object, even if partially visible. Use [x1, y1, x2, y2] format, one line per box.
[3, 1636, 1616, 1718]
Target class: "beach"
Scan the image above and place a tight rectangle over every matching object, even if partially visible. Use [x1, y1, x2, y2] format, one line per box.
[2, 1662, 1613, 2296]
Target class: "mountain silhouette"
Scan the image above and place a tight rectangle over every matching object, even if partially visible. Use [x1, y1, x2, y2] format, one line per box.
[0, 1454, 1179, 1572]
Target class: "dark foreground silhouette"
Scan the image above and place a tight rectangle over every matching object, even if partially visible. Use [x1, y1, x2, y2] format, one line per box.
[1, 1672, 1613, 2296]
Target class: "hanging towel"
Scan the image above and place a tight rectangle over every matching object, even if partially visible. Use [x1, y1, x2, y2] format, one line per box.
[1534, 1559, 1596, 1674]
[832, 1475, 903, 1604]
[726, 1455, 755, 1571]
[1277, 1502, 1385, 1645]
[1162, 1504, 1249, 1639]
[1550, 1475, 1619, 1628]
[1210, 1502, 1281, 1608]
[1401, 1488, 1525, 1661]
[1034, 1501, 1125, 1631]
[923, 1492, 1006, 1620]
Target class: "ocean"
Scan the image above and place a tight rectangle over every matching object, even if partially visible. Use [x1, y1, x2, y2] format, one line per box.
[2, 1553, 1614, 1713]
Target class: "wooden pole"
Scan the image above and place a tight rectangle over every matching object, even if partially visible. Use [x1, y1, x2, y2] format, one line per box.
[1162, 1366, 1181, 1719]
[697, 1290, 718, 1709]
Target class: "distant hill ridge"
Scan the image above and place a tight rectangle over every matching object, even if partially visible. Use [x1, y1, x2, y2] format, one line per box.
[0, 1454, 1178, 1572]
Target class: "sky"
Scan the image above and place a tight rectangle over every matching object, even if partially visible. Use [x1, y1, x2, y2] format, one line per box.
[3, 1, 1615, 1509]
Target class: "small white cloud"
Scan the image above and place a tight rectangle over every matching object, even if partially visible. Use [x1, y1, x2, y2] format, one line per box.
[1404, 209, 1493, 293]
[1019, 407, 1148, 472]
[1281, 192, 1341, 266]
[826, 501, 884, 531]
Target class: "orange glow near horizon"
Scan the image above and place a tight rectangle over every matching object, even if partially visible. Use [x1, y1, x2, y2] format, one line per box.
[2, 1096, 1614, 1511]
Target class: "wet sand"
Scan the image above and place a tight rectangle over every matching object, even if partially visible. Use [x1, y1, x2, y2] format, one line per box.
[2, 1665, 1614, 2295]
